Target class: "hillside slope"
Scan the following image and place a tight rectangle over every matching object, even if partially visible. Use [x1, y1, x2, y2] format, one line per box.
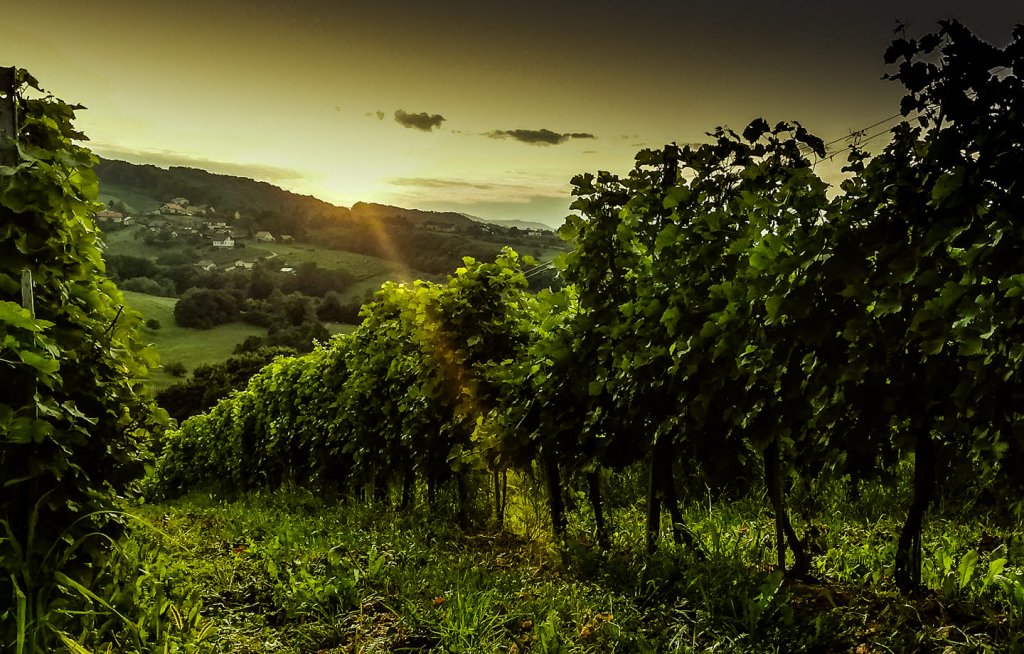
[94, 158, 352, 221]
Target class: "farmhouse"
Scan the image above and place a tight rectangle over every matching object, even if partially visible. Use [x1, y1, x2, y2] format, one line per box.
[196, 260, 216, 271]
[94, 210, 123, 222]
[255, 231, 275, 242]
[212, 232, 234, 248]
[234, 260, 254, 270]
[161, 202, 190, 215]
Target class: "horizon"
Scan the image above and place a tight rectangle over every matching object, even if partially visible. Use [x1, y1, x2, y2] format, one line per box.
[5, 2, 1021, 227]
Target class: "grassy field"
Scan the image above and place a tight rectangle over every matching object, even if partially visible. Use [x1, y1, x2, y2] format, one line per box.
[98, 181, 163, 214]
[84, 477, 1024, 653]
[123, 291, 265, 391]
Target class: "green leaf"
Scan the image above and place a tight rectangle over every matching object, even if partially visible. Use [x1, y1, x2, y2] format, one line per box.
[931, 168, 965, 205]
[16, 349, 60, 374]
[957, 549, 979, 590]
[700, 320, 719, 338]
[0, 300, 53, 332]
[957, 335, 983, 357]
[661, 306, 681, 335]
[654, 223, 680, 251]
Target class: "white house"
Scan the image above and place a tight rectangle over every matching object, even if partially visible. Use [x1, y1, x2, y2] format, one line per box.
[212, 233, 234, 248]
[255, 231, 275, 242]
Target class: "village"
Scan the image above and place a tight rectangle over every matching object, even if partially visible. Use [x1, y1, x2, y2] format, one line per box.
[94, 197, 300, 274]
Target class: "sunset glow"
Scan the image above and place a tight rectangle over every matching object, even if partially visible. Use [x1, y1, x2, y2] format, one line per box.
[5, 1, 1020, 226]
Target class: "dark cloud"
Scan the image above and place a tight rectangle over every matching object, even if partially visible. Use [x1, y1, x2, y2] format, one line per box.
[394, 109, 446, 131]
[486, 129, 596, 146]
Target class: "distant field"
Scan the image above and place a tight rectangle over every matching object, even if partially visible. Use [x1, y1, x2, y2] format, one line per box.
[97, 181, 163, 214]
[122, 291, 265, 391]
[260, 242, 394, 276]
[103, 226, 428, 302]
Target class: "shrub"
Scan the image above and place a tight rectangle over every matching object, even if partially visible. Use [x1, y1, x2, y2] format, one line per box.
[174, 287, 240, 328]
[165, 361, 188, 377]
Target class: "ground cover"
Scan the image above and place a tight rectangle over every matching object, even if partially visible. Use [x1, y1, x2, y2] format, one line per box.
[97, 181, 164, 214]
[91, 477, 1024, 654]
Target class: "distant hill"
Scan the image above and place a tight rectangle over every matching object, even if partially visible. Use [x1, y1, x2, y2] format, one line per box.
[461, 214, 555, 232]
[94, 159, 553, 232]
[94, 158, 352, 221]
[349, 202, 477, 228]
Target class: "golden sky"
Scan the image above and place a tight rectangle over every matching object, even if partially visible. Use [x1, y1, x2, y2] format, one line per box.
[4, 1, 1020, 226]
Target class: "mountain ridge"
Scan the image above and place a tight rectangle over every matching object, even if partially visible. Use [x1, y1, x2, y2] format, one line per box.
[94, 158, 555, 231]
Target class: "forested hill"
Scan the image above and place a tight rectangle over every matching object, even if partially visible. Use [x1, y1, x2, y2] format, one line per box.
[349, 201, 478, 228]
[94, 158, 352, 221]
[94, 158, 554, 231]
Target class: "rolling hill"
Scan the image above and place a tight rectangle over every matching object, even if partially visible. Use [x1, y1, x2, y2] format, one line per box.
[94, 158, 555, 231]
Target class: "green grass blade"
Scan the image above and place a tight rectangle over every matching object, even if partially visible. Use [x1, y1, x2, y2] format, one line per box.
[11, 574, 26, 654]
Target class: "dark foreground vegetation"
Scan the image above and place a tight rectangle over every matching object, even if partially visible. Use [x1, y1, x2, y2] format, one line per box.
[3, 19, 1024, 654]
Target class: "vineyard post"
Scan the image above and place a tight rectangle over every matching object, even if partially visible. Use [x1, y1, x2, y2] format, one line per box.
[22, 270, 34, 317]
[0, 66, 16, 167]
[1, 69, 33, 316]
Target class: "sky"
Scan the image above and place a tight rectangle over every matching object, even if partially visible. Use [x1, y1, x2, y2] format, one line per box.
[3, 1, 1021, 227]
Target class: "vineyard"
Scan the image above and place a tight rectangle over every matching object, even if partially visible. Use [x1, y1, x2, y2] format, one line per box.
[4, 20, 1024, 653]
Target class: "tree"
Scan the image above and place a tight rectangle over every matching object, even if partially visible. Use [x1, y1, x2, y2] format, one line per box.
[835, 21, 1024, 591]
[247, 265, 276, 300]
[173, 287, 240, 328]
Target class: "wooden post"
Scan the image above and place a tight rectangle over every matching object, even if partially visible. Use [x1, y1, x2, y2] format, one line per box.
[0, 66, 17, 167]
[21, 270, 34, 318]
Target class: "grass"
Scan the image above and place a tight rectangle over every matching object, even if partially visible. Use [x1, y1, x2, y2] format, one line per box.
[76, 470, 1024, 654]
[123, 291, 265, 391]
[97, 181, 163, 214]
